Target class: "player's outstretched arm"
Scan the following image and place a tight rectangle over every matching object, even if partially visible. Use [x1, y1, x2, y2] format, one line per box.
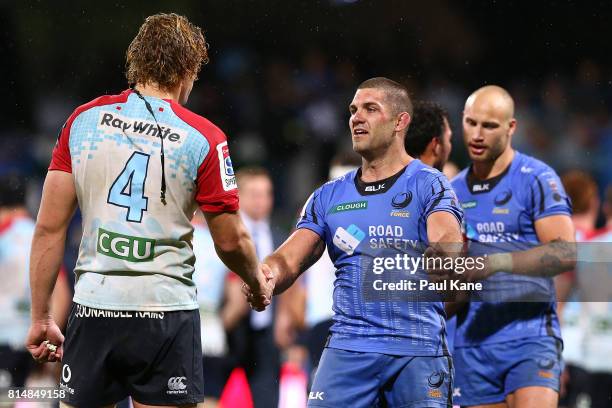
[27, 170, 77, 362]
[264, 228, 326, 296]
[499, 214, 576, 277]
[466, 214, 576, 281]
[204, 211, 271, 310]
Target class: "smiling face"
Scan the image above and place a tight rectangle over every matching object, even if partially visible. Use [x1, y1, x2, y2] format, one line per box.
[349, 88, 406, 156]
[462, 87, 516, 163]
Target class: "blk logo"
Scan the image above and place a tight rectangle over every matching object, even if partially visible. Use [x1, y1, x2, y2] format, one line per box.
[473, 183, 489, 192]
[365, 183, 385, 192]
[309, 391, 325, 400]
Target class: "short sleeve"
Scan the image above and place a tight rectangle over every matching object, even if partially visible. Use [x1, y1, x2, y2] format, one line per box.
[195, 137, 239, 213]
[296, 188, 327, 240]
[48, 121, 72, 173]
[529, 167, 572, 220]
[423, 171, 463, 224]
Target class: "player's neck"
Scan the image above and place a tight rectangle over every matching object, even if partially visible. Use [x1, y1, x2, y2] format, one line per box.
[417, 151, 435, 168]
[360, 149, 412, 182]
[133, 83, 180, 102]
[472, 147, 514, 180]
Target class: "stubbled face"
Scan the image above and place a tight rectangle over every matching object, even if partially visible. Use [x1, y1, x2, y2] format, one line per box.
[433, 117, 452, 170]
[238, 176, 273, 221]
[463, 96, 515, 163]
[349, 88, 398, 156]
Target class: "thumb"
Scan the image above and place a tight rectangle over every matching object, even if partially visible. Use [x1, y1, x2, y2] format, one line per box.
[261, 263, 275, 280]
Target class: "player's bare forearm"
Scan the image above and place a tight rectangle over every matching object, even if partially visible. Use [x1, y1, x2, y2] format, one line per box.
[487, 214, 576, 278]
[215, 237, 259, 285]
[30, 171, 77, 321]
[265, 229, 325, 295]
[493, 239, 577, 278]
[205, 211, 259, 286]
[30, 226, 69, 320]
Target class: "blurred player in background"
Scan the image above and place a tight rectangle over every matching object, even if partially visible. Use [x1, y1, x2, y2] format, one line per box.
[25, 13, 271, 407]
[405, 100, 453, 172]
[0, 174, 38, 390]
[0, 173, 71, 394]
[574, 185, 612, 408]
[450, 85, 575, 408]
[556, 170, 599, 408]
[248, 77, 463, 407]
[234, 167, 282, 408]
[563, 186, 612, 408]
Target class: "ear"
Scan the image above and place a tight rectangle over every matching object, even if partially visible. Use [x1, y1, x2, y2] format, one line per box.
[395, 112, 411, 134]
[432, 137, 441, 156]
[428, 137, 440, 157]
[508, 118, 517, 137]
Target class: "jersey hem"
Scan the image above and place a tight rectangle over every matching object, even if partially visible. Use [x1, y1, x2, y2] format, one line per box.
[327, 337, 447, 357]
[454, 333, 562, 348]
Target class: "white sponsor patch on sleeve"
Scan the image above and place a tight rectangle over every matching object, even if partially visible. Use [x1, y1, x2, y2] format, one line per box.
[216, 141, 237, 191]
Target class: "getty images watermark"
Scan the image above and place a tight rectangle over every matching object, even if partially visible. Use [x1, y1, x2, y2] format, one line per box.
[371, 253, 486, 292]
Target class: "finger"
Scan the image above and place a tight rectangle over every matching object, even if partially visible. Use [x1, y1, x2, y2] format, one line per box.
[35, 346, 51, 363]
[261, 264, 274, 280]
[28, 342, 48, 360]
[424, 247, 436, 258]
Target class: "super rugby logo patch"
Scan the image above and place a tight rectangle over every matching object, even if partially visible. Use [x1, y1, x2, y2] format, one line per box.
[217, 141, 237, 191]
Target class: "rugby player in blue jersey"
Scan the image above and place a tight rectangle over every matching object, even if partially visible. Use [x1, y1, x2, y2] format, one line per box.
[450, 86, 576, 408]
[246, 77, 464, 407]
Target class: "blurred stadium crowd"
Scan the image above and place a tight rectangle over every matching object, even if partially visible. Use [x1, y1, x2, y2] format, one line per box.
[1, 1, 611, 407]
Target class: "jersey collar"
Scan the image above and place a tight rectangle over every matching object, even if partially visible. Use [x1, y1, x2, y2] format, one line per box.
[466, 159, 513, 194]
[354, 164, 409, 196]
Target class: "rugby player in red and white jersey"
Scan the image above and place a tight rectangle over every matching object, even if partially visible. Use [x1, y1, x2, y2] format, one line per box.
[25, 13, 272, 407]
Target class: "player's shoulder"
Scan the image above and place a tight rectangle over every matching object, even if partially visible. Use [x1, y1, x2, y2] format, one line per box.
[451, 167, 469, 186]
[67, 89, 131, 126]
[168, 101, 226, 144]
[322, 168, 358, 190]
[310, 169, 358, 205]
[402, 159, 443, 179]
[512, 151, 558, 179]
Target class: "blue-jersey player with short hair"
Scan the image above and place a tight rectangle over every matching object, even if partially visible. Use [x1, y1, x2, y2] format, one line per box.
[450, 85, 576, 408]
[247, 77, 464, 408]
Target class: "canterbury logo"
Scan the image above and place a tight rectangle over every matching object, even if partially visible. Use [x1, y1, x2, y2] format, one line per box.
[167, 377, 187, 391]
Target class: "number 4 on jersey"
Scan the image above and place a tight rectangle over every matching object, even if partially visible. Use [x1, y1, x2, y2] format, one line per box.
[107, 152, 150, 222]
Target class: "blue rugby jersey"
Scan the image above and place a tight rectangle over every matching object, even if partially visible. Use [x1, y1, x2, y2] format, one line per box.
[297, 159, 463, 356]
[451, 151, 571, 347]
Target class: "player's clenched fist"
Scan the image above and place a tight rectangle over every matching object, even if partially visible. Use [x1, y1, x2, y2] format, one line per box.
[242, 263, 276, 311]
[25, 317, 64, 363]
